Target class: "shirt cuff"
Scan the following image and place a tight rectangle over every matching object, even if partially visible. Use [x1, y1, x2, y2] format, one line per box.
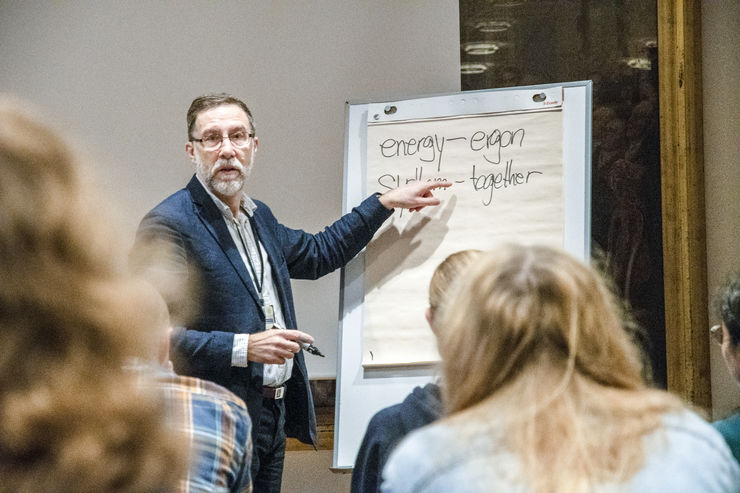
[232, 333, 249, 367]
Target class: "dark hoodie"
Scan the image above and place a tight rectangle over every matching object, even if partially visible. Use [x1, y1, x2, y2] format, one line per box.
[351, 383, 443, 493]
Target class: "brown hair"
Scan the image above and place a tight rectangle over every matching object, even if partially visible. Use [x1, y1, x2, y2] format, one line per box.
[186, 92, 255, 139]
[437, 244, 681, 492]
[0, 96, 185, 492]
[715, 272, 740, 345]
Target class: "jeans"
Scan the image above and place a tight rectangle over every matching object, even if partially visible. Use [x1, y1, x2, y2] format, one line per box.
[251, 397, 286, 493]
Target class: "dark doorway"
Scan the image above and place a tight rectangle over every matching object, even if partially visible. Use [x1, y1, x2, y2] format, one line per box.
[459, 0, 666, 386]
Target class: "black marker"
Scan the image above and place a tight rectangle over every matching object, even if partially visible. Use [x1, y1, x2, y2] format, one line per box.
[300, 342, 325, 357]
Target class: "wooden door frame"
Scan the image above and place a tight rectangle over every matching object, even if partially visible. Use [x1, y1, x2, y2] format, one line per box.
[658, 0, 710, 408]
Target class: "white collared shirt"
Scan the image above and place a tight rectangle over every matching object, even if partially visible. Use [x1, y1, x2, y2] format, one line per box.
[198, 177, 292, 387]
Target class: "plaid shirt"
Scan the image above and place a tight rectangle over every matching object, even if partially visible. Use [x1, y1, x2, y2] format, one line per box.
[154, 370, 253, 493]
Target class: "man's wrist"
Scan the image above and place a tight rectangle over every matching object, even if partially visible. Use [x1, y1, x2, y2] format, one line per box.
[376, 191, 394, 210]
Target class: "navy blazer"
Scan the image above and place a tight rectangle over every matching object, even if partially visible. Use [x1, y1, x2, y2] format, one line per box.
[134, 176, 392, 445]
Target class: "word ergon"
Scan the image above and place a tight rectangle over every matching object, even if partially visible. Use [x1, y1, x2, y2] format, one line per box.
[469, 128, 525, 165]
[378, 126, 526, 171]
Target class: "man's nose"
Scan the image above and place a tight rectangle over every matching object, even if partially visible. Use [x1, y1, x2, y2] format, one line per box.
[218, 137, 236, 158]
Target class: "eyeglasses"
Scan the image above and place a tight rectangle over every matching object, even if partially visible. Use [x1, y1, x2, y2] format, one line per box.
[190, 130, 254, 151]
[710, 324, 723, 345]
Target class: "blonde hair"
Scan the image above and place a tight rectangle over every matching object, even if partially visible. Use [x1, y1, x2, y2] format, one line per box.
[428, 249, 482, 312]
[0, 96, 185, 492]
[437, 244, 681, 493]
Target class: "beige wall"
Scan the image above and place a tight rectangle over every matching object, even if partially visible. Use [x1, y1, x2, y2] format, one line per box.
[702, 0, 740, 419]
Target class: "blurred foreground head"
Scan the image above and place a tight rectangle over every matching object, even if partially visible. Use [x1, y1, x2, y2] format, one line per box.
[437, 244, 681, 492]
[0, 96, 184, 492]
[438, 244, 649, 410]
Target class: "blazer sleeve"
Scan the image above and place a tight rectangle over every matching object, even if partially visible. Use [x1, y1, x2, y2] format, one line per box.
[269, 193, 393, 280]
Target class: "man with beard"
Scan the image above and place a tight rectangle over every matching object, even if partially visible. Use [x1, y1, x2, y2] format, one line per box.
[133, 93, 450, 492]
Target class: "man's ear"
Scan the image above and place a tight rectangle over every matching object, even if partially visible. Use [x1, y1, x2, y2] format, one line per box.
[425, 307, 435, 331]
[185, 141, 196, 164]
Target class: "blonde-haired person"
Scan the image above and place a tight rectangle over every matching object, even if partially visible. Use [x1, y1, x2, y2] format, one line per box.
[0, 96, 185, 492]
[382, 245, 740, 493]
[352, 250, 482, 493]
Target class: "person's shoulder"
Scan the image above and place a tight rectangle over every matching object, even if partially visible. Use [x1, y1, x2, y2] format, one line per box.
[657, 410, 735, 462]
[713, 412, 740, 433]
[251, 198, 276, 220]
[146, 186, 193, 218]
[368, 402, 405, 429]
[403, 384, 443, 415]
[662, 409, 731, 447]
[190, 376, 248, 408]
[381, 420, 494, 493]
[713, 412, 740, 465]
[359, 403, 407, 458]
[371, 384, 441, 423]
[160, 372, 247, 410]
[632, 410, 740, 492]
[385, 419, 456, 465]
[136, 181, 205, 239]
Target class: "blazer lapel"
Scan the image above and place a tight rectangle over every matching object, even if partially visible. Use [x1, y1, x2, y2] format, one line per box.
[250, 211, 297, 329]
[186, 176, 262, 307]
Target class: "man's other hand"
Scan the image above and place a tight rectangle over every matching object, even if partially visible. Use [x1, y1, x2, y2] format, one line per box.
[247, 329, 314, 364]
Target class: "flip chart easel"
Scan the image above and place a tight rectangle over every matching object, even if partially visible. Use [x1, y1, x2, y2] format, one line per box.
[334, 81, 592, 469]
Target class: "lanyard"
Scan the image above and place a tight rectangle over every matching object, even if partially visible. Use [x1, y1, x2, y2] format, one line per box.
[235, 215, 264, 301]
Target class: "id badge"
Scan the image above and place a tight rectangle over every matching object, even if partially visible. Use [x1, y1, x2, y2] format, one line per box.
[264, 303, 275, 328]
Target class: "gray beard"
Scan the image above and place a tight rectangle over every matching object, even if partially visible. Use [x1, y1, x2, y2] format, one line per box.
[195, 157, 251, 198]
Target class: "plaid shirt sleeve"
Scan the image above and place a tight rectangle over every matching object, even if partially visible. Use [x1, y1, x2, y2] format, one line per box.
[155, 371, 253, 493]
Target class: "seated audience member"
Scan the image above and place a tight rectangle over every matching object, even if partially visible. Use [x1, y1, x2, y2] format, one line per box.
[352, 250, 481, 493]
[0, 96, 184, 491]
[712, 272, 740, 462]
[381, 245, 740, 493]
[133, 239, 254, 493]
[147, 326, 254, 493]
